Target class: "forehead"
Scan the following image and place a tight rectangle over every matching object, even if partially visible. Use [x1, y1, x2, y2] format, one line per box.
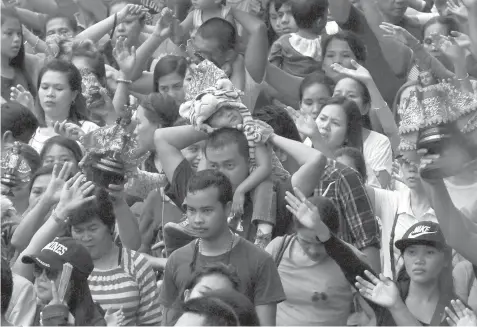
[43, 144, 74, 157]
[46, 17, 71, 31]
[303, 83, 331, 97]
[41, 71, 69, 85]
[297, 228, 320, 242]
[196, 273, 233, 288]
[2, 17, 21, 30]
[110, 3, 127, 15]
[424, 23, 448, 36]
[206, 143, 244, 162]
[158, 72, 184, 86]
[72, 217, 103, 229]
[320, 104, 346, 119]
[325, 38, 352, 52]
[186, 187, 221, 205]
[275, 2, 292, 13]
[335, 77, 363, 93]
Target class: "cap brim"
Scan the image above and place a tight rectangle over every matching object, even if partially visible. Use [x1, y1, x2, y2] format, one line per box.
[22, 254, 63, 271]
[395, 239, 445, 252]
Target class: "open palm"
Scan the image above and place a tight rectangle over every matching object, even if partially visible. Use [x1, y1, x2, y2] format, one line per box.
[10, 85, 34, 110]
[285, 188, 320, 230]
[380, 22, 419, 48]
[113, 37, 136, 79]
[356, 271, 399, 308]
[331, 60, 372, 83]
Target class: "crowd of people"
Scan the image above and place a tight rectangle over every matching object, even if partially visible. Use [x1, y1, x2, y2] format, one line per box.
[1, 0, 477, 325]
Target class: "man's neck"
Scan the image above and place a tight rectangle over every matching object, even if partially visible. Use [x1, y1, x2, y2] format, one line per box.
[200, 227, 235, 256]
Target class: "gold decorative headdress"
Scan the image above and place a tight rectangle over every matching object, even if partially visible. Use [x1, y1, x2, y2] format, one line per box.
[1, 142, 32, 193]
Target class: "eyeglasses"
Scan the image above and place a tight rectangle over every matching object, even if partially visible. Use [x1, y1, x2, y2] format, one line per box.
[33, 264, 59, 280]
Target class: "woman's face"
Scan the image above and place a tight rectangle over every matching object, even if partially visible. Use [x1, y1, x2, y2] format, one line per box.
[268, 2, 298, 36]
[181, 141, 206, 171]
[157, 72, 186, 106]
[297, 228, 327, 261]
[300, 83, 331, 120]
[322, 38, 357, 82]
[423, 23, 448, 57]
[34, 265, 61, 303]
[38, 71, 76, 121]
[400, 158, 421, 189]
[29, 174, 52, 207]
[334, 78, 367, 114]
[403, 244, 447, 284]
[42, 144, 78, 168]
[71, 217, 113, 260]
[1, 17, 22, 60]
[316, 104, 348, 151]
[134, 106, 158, 153]
[45, 17, 74, 39]
[110, 3, 143, 46]
[185, 273, 235, 301]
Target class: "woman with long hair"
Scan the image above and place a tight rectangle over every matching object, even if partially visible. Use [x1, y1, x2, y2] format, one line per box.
[1, 8, 37, 102]
[28, 59, 99, 153]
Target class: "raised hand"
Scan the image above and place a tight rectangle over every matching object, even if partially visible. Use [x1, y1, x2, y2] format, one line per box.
[107, 182, 127, 205]
[113, 37, 136, 80]
[154, 7, 177, 39]
[54, 172, 96, 219]
[445, 299, 477, 326]
[380, 22, 420, 48]
[117, 4, 148, 23]
[10, 85, 34, 110]
[432, 34, 465, 62]
[331, 60, 372, 84]
[447, 0, 469, 19]
[355, 270, 400, 308]
[231, 190, 245, 217]
[285, 187, 321, 230]
[43, 163, 74, 205]
[53, 120, 85, 141]
[286, 107, 319, 138]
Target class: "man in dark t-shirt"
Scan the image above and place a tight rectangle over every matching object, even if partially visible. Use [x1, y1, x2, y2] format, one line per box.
[159, 170, 286, 326]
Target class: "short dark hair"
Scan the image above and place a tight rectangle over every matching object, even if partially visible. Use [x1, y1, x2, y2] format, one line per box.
[140, 93, 179, 128]
[335, 147, 367, 182]
[253, 105, 301, 142]
[321, 31, 367, 63]
[206, 127, 249, 161]
[299, 71, 334, 101]
[187, 170, 233, 206]
[69, 187, 116, 231]
[181, 263, 240, 301]
[294, 196, 340, 234]
[45, 14, 78, 34]
[291, 0, 328, 29]
[1, 257, 13, 315]
[196, 18, 237, 52]
[422, 16, 459, 40]
[202, 289, 260, 326]
[1, 102, 39, 143]
[179, 295, 240, 326]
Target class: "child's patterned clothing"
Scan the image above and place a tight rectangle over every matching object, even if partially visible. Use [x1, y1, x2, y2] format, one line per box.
[269, 33, 323, 77]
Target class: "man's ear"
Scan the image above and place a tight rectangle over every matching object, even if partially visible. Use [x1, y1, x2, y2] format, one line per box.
[2, 131, 15, 146]
[184, 289, 191, 301]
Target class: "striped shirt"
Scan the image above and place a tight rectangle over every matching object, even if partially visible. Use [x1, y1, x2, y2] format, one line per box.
[88, 248, 162, 326]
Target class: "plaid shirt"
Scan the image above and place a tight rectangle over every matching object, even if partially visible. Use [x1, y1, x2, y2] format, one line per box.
[316, 159, 380, 250]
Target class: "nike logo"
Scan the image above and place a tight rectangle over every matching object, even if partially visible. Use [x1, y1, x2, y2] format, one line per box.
[408, 230, 437, 239]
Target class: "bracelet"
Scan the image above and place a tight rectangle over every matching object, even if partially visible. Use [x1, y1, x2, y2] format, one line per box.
[51, 210, 69, 226]
[456, 73, 470, 81]
[116, 78, 132, 84]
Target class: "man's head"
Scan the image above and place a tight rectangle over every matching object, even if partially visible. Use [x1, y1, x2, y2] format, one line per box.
[191, 18, 237, 68]
[1, 102, 39, 147]
[185, 170, 233, 240]
[377, 0, 408, 22]
[204, 127, 249, 191]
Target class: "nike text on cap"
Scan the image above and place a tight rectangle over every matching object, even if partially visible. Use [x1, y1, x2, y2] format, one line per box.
[395, 221, 447, 252]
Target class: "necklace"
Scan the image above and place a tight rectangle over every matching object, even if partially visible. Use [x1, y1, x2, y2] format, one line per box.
[198, 230, 236, 266]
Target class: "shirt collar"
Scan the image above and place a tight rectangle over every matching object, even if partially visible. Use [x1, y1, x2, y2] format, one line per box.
[396, 187, 436, 217]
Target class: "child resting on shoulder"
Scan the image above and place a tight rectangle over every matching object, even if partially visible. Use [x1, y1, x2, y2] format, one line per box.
[178, 0, 235, 39]
[269, 0, 328, 77]
[180, 61, 289, 248]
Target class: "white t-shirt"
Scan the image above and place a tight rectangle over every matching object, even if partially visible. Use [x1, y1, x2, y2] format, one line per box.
[372, 187, 438, 278]
[444, 177, 477, 221]
[29, 120, 99, 154]
[363, 129, 393, 189]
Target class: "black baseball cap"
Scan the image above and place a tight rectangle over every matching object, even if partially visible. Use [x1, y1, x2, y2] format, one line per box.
[395, 221, 448, 252]
[22, 237, 94, 278]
